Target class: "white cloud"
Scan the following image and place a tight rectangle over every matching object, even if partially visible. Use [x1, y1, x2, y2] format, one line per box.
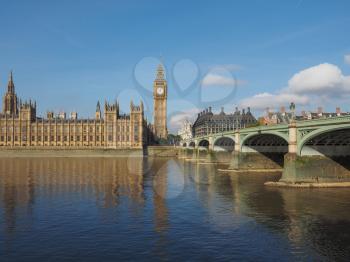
[345, 54, 350, 65]
[239, 63, 350, 111]
[239, 92, 309, 110]
[168, 107, 200, 131]
[202, 73, 237, 86]
[287, 63, 350, 95]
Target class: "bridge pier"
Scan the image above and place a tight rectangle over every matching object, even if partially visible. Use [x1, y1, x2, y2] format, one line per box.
[279, 153, 350, 184]
[228, 151, 284, 171]
[227, 130, 285, 171]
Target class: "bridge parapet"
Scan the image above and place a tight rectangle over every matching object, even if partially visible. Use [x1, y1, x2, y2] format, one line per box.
[189, 115, 350, 155]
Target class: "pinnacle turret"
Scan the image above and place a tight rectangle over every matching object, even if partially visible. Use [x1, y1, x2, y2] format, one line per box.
[156, 63, 165, 80]
[7, 70, 15, 93]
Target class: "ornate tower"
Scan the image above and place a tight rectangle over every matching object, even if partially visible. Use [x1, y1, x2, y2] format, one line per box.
[153, 64, 168, 140]
[104, 100, 119, 148]
[19, 100, 36, 121]
[95, 101, 101, 120]
[2, 71, 18, 116]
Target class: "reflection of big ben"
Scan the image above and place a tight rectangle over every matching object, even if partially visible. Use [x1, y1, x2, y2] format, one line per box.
[153, 64, 168, 140]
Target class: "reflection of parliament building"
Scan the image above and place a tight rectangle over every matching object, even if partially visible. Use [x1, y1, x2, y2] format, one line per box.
[0, 65, 168, 148]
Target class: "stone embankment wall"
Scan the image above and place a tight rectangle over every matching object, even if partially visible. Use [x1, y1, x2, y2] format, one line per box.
[146, 146, 180, 157]
[0, 146, 181, 158]
[0, 148, 144, 157]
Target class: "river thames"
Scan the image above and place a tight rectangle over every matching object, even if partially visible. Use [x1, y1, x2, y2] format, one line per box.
[0, 157, 349, 261]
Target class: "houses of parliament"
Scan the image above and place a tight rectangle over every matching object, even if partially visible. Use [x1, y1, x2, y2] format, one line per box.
[0, 65, 168, 149]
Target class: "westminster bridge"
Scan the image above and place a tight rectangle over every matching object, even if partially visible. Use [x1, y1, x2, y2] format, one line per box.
[181, 115, 350, 185]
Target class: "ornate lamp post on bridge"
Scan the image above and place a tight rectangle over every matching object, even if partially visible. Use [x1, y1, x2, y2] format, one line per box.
[288, 102, 297, 154]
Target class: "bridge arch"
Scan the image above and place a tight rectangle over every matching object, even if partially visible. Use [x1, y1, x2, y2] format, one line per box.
[213, 136, 235, 151]
[240, 132, 289, 168]
[299, 126, 350, 156]
[241, 132, 289, 153]
[182, 142, 187, 147]
[189, 141, 195, 148]
[198, 139, 209, 149]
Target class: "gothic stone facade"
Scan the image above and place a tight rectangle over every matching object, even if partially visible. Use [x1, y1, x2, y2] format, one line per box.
[0, 72, 146, 149]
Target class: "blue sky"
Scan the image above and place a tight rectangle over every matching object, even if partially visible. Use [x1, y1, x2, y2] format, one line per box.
[0, 0, 350, 131]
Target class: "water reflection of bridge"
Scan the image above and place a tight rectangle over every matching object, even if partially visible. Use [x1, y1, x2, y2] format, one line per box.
[184, 161, 350, 260]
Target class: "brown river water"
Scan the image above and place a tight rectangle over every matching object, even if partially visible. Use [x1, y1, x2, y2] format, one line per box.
[0, 157, 349, 261]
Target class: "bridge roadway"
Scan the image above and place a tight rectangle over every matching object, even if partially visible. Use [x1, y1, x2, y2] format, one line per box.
[181, 116, 350, 186]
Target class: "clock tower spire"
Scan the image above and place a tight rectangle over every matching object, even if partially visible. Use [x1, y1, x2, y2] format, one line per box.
[153, 63, 168, 140]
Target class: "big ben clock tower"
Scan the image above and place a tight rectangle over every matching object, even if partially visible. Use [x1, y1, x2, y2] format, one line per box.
[153, 64, 168, 140]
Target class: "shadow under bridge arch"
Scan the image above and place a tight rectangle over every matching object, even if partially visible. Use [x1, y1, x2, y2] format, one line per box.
[241, 133, 289, 167]
[300, 127, 350, 172]
[198, 139, 209, 150]
[213, 136, 235, 152]
[300, 127, 350, 157]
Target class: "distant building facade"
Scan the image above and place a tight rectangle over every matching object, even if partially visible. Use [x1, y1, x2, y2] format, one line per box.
[178, 119, 193, 141]
[0, 67, 168, 149]
[260, 106, 350, 126]
[260, 106, 293, 125]
[192, 107, 257, 137]
[300, 107, 350, 120]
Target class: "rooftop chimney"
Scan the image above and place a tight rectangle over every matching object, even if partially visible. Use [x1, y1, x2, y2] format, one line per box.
[317, 107, 323, 115]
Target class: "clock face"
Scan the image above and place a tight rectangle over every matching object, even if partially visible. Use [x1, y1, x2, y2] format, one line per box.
[157, 87, 164, 95]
